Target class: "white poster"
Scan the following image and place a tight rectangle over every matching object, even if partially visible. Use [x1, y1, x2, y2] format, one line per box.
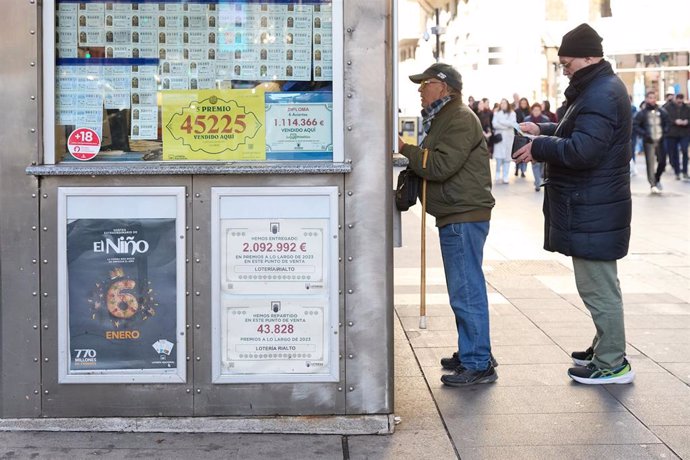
[220, 298, 329, 376]
[221, 218, 327, 294]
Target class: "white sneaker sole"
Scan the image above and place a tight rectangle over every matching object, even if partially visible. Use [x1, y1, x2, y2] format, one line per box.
[572, 355, 629, 367]
[568, 369, 636, 385]
[571, 357, 592, 366]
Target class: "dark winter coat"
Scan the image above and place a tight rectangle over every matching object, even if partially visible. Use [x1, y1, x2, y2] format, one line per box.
[530, 60, 632, 261]
[661, 102, 690, 138]
[633, 104, 670, 143]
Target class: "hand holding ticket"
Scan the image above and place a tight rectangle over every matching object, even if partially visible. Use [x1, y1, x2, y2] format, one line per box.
[516, 121, 540, 137]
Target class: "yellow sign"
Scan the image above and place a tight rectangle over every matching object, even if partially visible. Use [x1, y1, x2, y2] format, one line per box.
[162, 89, 266, 160]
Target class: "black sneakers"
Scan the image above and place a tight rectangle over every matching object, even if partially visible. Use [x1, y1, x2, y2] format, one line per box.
[567, 358, 635, 385]
[441, 366, 498, 387]
[571, 347, 594, 366]
[440, 352, 498, 370]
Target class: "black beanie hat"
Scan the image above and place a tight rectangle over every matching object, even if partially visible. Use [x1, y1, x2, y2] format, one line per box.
[558, 23, 603, 58]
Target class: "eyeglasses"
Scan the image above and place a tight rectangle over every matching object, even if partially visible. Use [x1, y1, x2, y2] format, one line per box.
[420, 80, 444, 88]
[558, 59, 576, 70]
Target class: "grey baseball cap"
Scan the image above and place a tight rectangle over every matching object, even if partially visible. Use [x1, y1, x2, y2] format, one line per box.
[409, 63, 463, 92]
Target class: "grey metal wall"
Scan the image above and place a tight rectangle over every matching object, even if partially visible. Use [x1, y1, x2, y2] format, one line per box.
[342, 0, 394, 414]
[0, 0, 42, 417]
[0, 0, 394, 418]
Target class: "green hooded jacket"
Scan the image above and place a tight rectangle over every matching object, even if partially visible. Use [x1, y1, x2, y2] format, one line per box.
[400, 97, 495, 227]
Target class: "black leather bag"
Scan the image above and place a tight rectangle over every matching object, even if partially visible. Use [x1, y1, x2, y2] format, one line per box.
[490, 132, 503, 144]
[395, 167, 420, 211]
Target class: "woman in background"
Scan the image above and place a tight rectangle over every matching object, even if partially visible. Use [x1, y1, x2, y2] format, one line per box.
[492, 98, 516, 184]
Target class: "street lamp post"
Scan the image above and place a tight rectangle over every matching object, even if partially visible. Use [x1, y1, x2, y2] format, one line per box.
[430, 8, 445, 63]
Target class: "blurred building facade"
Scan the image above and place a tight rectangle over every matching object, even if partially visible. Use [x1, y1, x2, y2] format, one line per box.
[398, 0, 690, 116]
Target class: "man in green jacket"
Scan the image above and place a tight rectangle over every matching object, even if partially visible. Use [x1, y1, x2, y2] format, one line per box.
[399, 63, 497, 386]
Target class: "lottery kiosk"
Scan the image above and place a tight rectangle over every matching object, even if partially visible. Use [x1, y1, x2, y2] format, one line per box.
[0, 0, 394, 433]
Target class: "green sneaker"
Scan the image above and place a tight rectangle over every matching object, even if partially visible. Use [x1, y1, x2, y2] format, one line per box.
[568, 358, 635, 385]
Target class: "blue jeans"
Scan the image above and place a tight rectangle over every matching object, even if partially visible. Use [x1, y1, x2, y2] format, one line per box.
[439, 221, 492, 371]
[532, 162, 544, 188]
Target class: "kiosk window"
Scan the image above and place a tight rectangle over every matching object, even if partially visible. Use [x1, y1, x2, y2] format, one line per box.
[52, 1, 336, 162]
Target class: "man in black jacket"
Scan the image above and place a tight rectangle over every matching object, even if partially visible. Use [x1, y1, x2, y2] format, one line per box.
[634, 91, 670, 193]
[662, 93, 690, 180]
[513, 23, 634, 384]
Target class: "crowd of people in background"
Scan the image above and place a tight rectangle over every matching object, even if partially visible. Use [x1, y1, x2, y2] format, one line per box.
[465, 89, 690, 194]
[632, 89, 690, 193]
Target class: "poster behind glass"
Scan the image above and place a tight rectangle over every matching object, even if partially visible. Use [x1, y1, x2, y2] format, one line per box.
[58, 189, 186, 383]
[211, 188, 339, 383]
[54, 1, 334, 162]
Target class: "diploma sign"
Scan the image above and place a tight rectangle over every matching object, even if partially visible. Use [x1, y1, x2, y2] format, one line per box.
[221, 218, 327, 294]
[265, 92, 333, 160]
[221, 299, 328, 375]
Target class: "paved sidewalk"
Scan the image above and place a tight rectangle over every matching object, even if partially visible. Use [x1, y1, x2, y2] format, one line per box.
[0, 169, 688, 459]
[391, 167, 690, 459]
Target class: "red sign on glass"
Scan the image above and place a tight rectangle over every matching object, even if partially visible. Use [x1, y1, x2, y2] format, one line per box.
[68, 127, 101, 161]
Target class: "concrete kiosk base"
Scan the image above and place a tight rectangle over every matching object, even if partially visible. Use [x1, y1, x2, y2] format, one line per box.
[0, 415, 395, 435]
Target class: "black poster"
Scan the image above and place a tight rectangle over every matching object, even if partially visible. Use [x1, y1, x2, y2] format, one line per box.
[67, 218, 178, 372]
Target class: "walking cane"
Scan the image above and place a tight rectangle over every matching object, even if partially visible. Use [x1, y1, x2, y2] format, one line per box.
[419, 149, 429, 329]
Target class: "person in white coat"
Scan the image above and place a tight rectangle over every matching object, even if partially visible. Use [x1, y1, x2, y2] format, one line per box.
[491, 99, 517, 184]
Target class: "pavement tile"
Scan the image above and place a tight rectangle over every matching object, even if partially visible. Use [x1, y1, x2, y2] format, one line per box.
[612, 397, 690, 427]
[632, 342, 690, 363]
[0, 448, 233, 460]
[490, 344, 572, 365]
[0, 432, 242, 450]
[399, 315, 455, 331]
[534, 274, 578, 294]
[394, 356, 423, 377]
[489, 288, 563, 299]
[537, 323, 596, 338]
[625, 315, 690, 329]
[650, 426, 690, 460]
[507, 297, 577, 309]
[456, 444, 678, 460]
[429, 383, 627, 415]
[394, 376, 431, 401]
[407, 330, 459, 348]
[661, 363, 690, 385]
[621, 293, 687, 304]
[412, 347, 454, 367]
[442, 412, 660, 447]
[394, 285, 448, 295]
[235, 434, 344, 459]
[423, 363, 572, 387]
[489, 331, 554, 346]
[604, 373, 690, 426]
[519, 308, 591, 324]
[394, 293, 451, 305]
[489, 315, 540, 330]
[395, 304, 454, 318]
[392, 398, 446, 432]
[0, 433, 345, 459]
[626, 328, 690, 344]
[624, 303, 690, 316]
[488, 303, 526, 316]
[347, 431, 456, 460]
